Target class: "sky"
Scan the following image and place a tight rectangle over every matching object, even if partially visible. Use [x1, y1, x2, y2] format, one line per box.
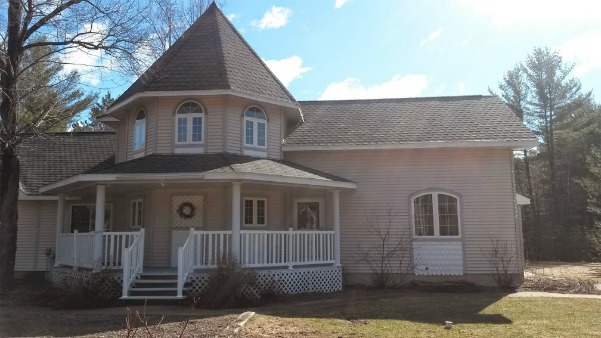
[90, 0, 601, 102]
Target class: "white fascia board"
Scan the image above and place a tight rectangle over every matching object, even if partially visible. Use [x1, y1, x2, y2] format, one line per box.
[108, 90, 301, 113]
[203, 172, 357, 189]
[97, 116, 119, 122]
[18, 190, 58, 200]
[40, 172, 356, 193]
[282, 140, 539, 152]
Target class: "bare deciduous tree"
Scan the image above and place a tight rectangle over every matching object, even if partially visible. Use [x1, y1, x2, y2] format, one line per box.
[0, 0, 150, 290]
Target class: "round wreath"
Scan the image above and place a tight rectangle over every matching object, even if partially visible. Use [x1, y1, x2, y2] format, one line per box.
[177, 202, 196, 219]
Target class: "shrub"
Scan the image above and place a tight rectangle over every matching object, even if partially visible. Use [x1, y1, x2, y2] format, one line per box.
[200, 257, 259, 308]
[33, 272, 121, 309]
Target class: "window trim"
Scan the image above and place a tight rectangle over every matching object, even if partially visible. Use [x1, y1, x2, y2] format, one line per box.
[243, 106, 267, 149]
[243, 197, 267, 227]
[174, 101, 205, 145]
[69, 203, 113, 233]
[292, 198, 325, 230]
[130, 198, 144, 228]
[133, 109, 146, 152]
[411, 191, 461, 238]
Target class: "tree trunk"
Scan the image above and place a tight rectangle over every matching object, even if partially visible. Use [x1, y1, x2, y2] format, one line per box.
[0, 153, 20, 290]
[523, 149, 537, 216]
[0, 0, 23, 290]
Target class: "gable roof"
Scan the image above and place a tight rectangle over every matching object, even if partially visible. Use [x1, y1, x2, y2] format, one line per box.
[285, 95, 537, 150]
[19, 133, 116, 195]
[112, 3, 296, 109]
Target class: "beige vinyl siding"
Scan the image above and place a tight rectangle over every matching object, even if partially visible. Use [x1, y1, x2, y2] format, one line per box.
[16, 201, 57, 271]
[116, 120, 127, 163]
[125, 110, 134, 160]
[285, 148, 517, 274]
[206, 96, 224, 153]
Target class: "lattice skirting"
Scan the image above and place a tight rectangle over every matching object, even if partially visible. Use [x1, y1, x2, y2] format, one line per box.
[50, 267, 122, 299]
[188, 266, 342, 297]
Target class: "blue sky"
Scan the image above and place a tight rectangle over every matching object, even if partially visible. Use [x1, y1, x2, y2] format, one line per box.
[92, 0, 601, 102]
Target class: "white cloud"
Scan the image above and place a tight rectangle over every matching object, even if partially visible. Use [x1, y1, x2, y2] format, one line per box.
[459, 0, 601, 27]
[253, 6, 292, 30]
[458, 38, 470, 47]
[560, 30, 601, 77]
[420, 27, 444, 47]
[264, 56, 311, 86]
[319, 75, 429, 100]
[335, 0, 349, 9]
[226, 13, 238, 21]
[60, 23, 109, 85]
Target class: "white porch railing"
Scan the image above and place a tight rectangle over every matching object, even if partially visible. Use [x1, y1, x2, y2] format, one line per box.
[241, 229, 335, 268]
[122, 229, 145, 298]
[56, 231, 143, 270]
[177, 228, 196, 298]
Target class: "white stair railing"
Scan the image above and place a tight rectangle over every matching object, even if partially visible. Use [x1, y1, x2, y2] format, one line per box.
[177, 228, 196, 298]
[121, 229, 145, 298]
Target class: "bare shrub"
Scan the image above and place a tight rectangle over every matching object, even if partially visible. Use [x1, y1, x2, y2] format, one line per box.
[125, 299, 198, 338]
[523, 264, 600, 295]
[201, 257, 259, 308]
[33, 272, 120, 309]
[483, 238, 517, 289]
[356, 207, 415, 288]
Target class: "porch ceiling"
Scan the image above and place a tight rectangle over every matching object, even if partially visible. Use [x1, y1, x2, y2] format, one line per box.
[39, 153, 356, 194]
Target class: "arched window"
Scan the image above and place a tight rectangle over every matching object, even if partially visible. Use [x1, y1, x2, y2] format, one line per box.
[412, 192, 460, 237]
[133, 109, 146, 151]
[244, 106, 266, 148]
[175, 101, 204, 144]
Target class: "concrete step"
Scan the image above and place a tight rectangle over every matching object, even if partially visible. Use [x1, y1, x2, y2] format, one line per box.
[120, 295, 186, 300]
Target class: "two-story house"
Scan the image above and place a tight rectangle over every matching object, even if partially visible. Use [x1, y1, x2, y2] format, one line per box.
[16, 3, 536, 299]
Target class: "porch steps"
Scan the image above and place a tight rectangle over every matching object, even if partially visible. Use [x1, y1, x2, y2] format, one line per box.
[121, 270, 191, 301]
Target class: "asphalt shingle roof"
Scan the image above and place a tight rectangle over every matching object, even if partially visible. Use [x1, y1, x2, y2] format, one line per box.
[286, 95, 537, 147]
[86, 153, 352, 183]
[19, 133, 116, 195]
[113, 3, 296, 107]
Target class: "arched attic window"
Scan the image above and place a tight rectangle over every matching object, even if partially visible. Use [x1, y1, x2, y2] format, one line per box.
[133, 109, 146, 151]
[244, 106, 267, 148]
[175, 101, 204, 144]
[412, 191, 461, 237]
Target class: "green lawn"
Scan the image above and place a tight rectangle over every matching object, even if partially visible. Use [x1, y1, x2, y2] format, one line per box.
[242, 291, 601, 337]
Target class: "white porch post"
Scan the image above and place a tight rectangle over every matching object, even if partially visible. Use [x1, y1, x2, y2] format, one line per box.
[93, 185, 106, 272]
[231, 182, 241, 260]
[54, 194, 65, 267]
[332, 190, 341, 266]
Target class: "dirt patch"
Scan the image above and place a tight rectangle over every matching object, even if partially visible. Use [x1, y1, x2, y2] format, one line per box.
[239, 315, 323, 338]
[525, 262, 601, 281]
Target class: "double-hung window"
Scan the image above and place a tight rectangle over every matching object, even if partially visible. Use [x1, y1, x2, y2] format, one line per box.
[175, 101, 204, 144]
[130, 199, 143, 228]
[133, 110, 146, 151]
[243, 198, 267, 227]
[243, 107, 266, 148]
[70, 204, 113, 233]
[413, 192, 460, 237]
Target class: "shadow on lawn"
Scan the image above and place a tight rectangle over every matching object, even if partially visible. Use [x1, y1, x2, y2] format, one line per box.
[256, 289, 513, 325]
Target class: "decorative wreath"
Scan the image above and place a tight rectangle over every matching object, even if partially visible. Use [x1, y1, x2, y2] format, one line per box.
[177, 202, 196, 219]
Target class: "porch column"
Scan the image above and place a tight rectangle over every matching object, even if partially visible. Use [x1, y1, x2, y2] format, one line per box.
[54, 194, 65, 267]
[93, 185, 106, 272]
[231, 182, 241, 260]
[332, 190, 341, 266]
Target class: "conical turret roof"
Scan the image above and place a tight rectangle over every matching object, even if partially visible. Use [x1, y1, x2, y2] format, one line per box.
[113, 3, 297, 107]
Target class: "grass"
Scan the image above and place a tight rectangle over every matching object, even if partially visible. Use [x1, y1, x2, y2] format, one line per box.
[241, 290, 601, 337]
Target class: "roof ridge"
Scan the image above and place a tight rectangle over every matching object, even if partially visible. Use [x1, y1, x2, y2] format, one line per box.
[299, 95, 490, 104]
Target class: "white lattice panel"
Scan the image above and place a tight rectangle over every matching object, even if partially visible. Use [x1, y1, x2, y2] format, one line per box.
[188, 266, 342, 297]
[172, 195, 204, 228]
[413, 241, 464, 275]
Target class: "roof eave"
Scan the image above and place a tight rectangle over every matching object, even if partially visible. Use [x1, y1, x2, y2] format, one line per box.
[282, 139, 539, 152]
[106, 90, 301, 115]
[39, 172, 356, 194]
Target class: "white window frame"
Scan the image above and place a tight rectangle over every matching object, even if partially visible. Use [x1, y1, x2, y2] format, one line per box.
[243, 106, 267, 149]
[411, 191, 461, 238]
[130, 198, 144, 228]
[292, 198, 324, 230]
[133, 110, 146, 152]
[69, 204, 113, 233]
[243, 197, 267, 227]
[174, 101, 205, 145]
